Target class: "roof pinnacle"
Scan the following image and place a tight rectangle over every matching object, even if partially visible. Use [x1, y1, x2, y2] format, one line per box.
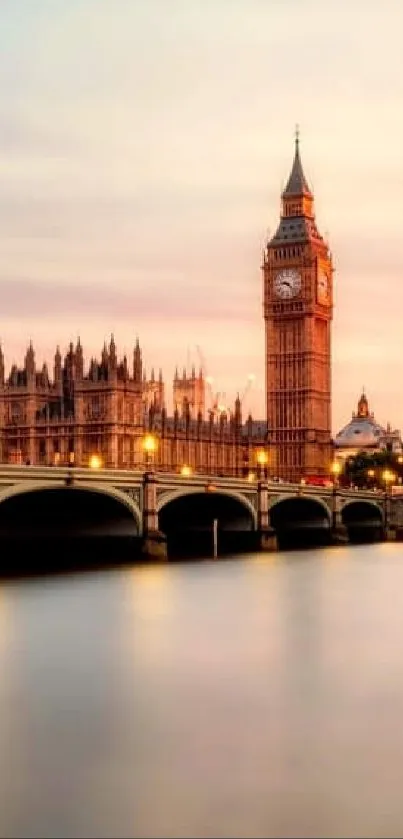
[282, 126, 312, 198]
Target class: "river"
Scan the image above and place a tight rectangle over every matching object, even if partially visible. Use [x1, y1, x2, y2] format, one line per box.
[1, 543, 403, 838]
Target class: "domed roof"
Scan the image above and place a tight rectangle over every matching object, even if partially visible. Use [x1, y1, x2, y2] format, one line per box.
[334, 390, 385, 449]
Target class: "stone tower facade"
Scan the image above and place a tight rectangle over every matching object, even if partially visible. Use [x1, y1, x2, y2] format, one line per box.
[263, 133, 333, 481]
[173, 366, 205, 419]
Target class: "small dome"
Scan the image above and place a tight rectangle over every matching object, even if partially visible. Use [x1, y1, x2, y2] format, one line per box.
[334, 390, 385, 449]
[334, 418, 385, 449]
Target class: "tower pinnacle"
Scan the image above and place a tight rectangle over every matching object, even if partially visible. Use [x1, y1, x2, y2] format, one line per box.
[282, 128, 312, 198]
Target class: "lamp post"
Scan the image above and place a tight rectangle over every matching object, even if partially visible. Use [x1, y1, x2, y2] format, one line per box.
[142, 433, 158, 472]
[331, 460, 341, 529]
[382, 468, 395, 532]
[367, 467, 375, 489]
[89, 453, 103, 470]
[256, 448, 269, 481]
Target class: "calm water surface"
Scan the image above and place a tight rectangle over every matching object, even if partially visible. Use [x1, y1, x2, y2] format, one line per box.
[1, 543, 403, 838]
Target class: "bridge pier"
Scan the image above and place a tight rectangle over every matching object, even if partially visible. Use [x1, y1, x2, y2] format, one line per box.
[141, 471, 167, 560]
[258, 480, 277, 552]
[383, 525, 397, 542]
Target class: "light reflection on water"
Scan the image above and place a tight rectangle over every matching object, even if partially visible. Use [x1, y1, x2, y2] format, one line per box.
[2, 544, 403, 837]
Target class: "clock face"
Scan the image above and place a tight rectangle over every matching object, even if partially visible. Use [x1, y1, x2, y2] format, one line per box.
[317, 270, 330, 302]
[273, 268, 302, 300]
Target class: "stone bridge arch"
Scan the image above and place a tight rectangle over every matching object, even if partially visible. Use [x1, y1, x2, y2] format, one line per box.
[0, 480, 142, 533]
[269, 492, 332, 519]
[268, 492, 332, 548]
[156, 486, 258, 557]
[156, 487, 258, 529]
[341, 498, 384, 529]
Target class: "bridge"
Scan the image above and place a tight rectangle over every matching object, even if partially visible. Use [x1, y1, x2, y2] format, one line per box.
[0, 464, 402, 563]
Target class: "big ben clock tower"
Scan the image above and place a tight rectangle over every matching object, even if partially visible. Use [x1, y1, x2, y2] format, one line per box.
[263, 131, 333, 482]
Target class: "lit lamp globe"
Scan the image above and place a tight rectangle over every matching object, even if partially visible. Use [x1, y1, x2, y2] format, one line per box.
[89, 454, 103, 469]
[382, 469, 395, 488]
[143, 434, 157, 455]
[180, 465, 192, 477]
[256, 450, 268, 466]
[330, 460, 341, 486]
[142, 433, 158, 471]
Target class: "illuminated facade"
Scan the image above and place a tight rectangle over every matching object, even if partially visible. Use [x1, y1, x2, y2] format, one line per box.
[0, 338, 268, 476]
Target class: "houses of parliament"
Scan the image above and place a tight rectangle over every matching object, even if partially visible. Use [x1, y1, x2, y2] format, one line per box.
[0, 134, 334, 480]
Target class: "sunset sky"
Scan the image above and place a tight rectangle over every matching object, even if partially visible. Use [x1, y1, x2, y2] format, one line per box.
[1, 0, 403, 432]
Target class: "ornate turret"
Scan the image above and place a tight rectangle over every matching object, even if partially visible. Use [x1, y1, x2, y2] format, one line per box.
[75, 338, 83, 379]
[54, 346, 62, 390]
[133, 337, 142, 383]
[40, 362, 49, 387]
[109, 334, 117, 371]
[0, 342, 4, 386]
[101, 341, 108, 368]
[25, 341, 36, 383]
[270, 128, 323, 242]
[356, 388, 369, 419]
[282, 127, 312, 200]
[234, 393, 242, 426]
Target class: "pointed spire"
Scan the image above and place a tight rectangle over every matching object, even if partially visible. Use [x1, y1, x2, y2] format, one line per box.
[159, 368, 163, 383]
[133, 337, 142, 382]
[25, 340, 35, 375]
[0, 341, 4, 385]
[357, 388, 369, 418]
[282, 126, 312, 198]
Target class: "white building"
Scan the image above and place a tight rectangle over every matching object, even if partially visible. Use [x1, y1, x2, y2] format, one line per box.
[333, 391, 403, 463]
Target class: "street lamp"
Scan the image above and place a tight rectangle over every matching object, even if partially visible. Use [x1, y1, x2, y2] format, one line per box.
[256, 448, 269, 479]
[331, 460, 341, 486]
[142, 433, 158, 471]
[382, 468, 395, 531]
[331, 460, 341, 528]
[367, 468, 375, 488]
[180, 464, 192, 477]
[89, 453, 103, 469]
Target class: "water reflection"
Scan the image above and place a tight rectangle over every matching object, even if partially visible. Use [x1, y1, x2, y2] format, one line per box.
[2, 545, 403, 837]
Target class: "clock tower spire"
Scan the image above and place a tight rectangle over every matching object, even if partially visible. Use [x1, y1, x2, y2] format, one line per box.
[263, 133, 333, 482]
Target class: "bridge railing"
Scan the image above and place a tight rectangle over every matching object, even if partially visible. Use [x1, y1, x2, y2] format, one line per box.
[0, 464, 387, 502]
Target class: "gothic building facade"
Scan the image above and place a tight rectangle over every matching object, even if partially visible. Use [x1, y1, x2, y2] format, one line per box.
[0, 338, 268, 476]
[263, 132, 333, 481]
